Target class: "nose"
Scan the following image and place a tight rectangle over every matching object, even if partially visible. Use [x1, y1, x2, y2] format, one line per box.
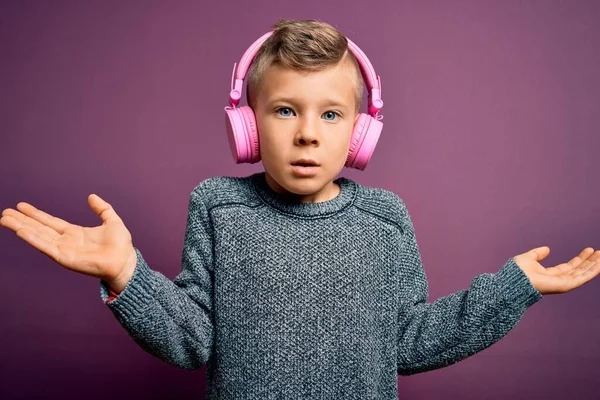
[295, 115, 319, 145]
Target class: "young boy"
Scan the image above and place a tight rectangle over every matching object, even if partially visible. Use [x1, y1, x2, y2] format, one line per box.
[1, 19, 598, 400]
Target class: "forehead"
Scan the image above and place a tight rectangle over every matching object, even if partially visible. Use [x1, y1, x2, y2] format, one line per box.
[256, 60, 358, 107]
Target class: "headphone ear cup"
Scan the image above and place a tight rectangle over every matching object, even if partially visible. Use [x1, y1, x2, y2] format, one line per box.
[239, 106, 260, 163]
[346, 113, 383, 170]
[225, 106, 261, 163]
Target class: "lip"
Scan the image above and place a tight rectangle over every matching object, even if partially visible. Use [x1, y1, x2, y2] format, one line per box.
[291, 164, 319, 177]
[291, 158, 320, 167]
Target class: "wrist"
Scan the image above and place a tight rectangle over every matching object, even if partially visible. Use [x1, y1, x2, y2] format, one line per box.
[106, 247, 137, 293]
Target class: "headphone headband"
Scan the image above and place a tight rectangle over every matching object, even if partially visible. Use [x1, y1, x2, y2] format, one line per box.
[228, 31, 383, 116]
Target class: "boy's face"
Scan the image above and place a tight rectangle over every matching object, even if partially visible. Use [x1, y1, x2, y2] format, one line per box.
[253, 59, 360, 203]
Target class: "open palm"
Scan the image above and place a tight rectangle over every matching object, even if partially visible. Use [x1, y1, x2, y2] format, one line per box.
[513, 246, 600, 295]
[0, 194, 136, 284]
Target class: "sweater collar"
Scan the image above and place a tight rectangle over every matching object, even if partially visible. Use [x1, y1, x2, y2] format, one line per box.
[250, 171, 357, 218]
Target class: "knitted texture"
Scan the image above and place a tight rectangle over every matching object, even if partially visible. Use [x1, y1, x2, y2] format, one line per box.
[100, 171, 543, 399]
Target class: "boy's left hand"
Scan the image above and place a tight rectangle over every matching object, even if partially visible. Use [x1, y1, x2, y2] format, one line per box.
[512, 246, 599, 295]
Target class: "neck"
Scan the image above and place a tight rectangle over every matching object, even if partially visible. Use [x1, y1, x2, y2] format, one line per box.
[250, 172, 356, 218]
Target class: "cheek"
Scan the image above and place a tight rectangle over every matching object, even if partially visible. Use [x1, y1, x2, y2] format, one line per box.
[333, 125, 354, 151]
[257, 124, 287, 160]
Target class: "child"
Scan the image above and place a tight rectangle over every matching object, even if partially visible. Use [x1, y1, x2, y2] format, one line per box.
[1, 19, 598, 400]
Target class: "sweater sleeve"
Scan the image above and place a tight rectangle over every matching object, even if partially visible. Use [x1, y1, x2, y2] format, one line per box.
[395, 202, 543, 376]
[99, 189, 215, 370]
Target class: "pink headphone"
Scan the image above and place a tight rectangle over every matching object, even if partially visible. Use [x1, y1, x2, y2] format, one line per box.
[225, 31, 384, 170]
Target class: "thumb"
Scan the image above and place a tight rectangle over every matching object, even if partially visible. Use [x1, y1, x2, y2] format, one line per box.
[88, 194, 122, 224]
[526, 246, 551, 262]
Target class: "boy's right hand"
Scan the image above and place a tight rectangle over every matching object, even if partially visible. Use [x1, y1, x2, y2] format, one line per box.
[0, 194, 136, 293]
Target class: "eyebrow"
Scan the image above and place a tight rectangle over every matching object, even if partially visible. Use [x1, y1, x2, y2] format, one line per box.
[266, 96, 350, 110]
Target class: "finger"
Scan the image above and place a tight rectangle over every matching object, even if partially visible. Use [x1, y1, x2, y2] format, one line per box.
[570, 260, 600, 288]
[572, 258, 598, 277]
[537, 248, 595, 276]
[15, 202, 70, 234]
[1, 214, 61, 261]
[88, 194, 123, 224]
[587, 250, 600, 263]
[1, 208, 62, 242]
[568, 247, 595, 265]
[569, 251, 599, 276]
[552, 248, 596, 275]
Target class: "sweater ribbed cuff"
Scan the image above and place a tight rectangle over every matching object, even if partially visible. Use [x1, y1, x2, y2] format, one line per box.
[494, 257, 543, 308]
[99, 247, 165, 321]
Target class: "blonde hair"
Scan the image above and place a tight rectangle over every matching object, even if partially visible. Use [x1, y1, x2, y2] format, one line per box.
[246, 19, 363, 112]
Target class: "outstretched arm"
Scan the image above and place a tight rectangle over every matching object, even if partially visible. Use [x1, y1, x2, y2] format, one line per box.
[0, 187, 214, 370]
[101, 188, 215, 370]
[395, 203, 542, 376]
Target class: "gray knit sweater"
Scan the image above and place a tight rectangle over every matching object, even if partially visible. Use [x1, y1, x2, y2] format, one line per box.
[100, 171, 542, 399]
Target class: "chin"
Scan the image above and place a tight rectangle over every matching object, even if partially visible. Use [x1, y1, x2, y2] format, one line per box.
[288, 181, 327, 196]
[266, 169, 324, 194]
[278, 177, 320, 193]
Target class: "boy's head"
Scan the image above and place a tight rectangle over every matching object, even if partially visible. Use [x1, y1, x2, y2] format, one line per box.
[246, 20, 363, 113]
[247, 19, 365, 203]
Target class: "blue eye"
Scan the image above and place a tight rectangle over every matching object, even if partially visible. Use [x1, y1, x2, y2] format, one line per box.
[323, 111, 339, 121]
[276, 107, 295, 117]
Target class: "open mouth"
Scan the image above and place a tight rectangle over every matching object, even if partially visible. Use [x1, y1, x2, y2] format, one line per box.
[291, 159, 320, 167]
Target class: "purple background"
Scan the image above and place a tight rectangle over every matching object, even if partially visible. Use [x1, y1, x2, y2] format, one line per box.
[1, 0, 599, 399]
